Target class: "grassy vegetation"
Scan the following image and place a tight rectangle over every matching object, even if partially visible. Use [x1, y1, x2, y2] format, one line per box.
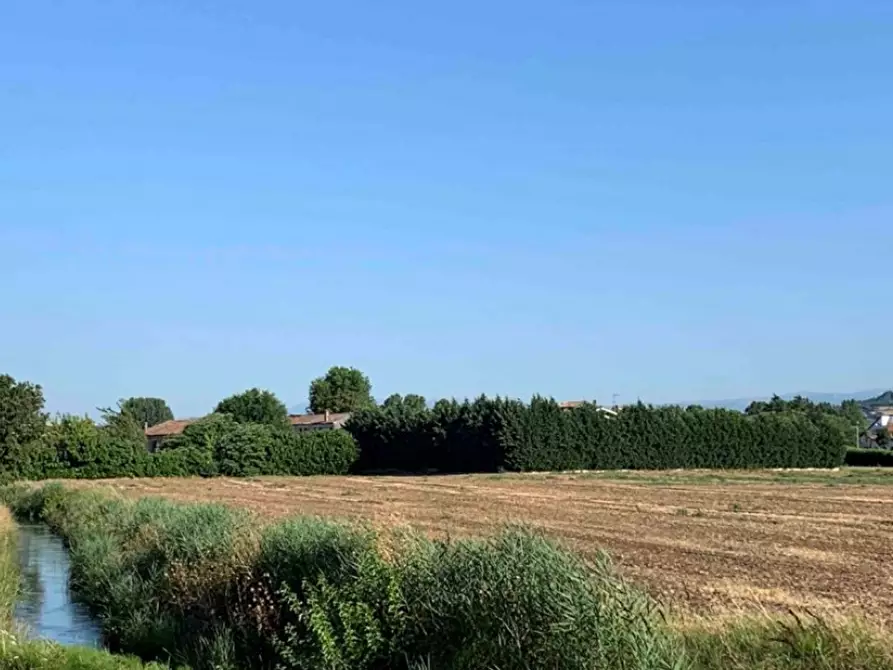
[0, 634, 171, 670]
[677, 615, 893, 670]
[0, 509, 18, 630]
[2, 482, 893, 669]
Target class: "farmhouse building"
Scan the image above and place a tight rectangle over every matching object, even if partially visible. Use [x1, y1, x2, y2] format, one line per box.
[144, 418, 198, 452]
[559, 400, 618, 416]
[144, 412, 352, 450]
[289, 411, 351, 432]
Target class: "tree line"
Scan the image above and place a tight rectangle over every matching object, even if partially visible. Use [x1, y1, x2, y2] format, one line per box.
[346, 395, 849, 473]
[0, 372, 365, 481]
[0, 369, 860, 480]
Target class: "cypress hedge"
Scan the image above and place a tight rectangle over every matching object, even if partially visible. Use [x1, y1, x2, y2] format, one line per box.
[346, 397, 848, 473]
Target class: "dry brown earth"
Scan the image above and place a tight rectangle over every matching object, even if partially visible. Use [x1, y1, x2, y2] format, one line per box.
[67, 469, 893, 621]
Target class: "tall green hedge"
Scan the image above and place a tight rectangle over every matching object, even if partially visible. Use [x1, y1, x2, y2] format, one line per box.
[4, 398, 847, 481]
[346, 397, 847, 473]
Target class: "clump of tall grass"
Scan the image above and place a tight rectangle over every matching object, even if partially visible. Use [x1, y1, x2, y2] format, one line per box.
[395, 529, 680, 670]
[675, 611, 893, 670]
[264, 523, 681, 669]
[0, 508, 19, 629]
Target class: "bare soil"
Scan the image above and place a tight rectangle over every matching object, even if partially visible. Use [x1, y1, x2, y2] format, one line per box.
[67, 469, 893, 621]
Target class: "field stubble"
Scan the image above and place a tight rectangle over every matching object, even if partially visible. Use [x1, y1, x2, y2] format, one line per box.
[67, 469, 893, 622]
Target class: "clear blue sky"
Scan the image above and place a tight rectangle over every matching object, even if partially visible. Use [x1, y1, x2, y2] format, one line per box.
[2, 1, 892, 417]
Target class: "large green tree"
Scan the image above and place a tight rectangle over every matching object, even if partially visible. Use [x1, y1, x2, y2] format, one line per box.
[0, 374, 48, 474]
[119, 397, 174, 428]
[382, 393, 427, 412]
[215, 388, 289, 427]
[308, 366, 375, 414]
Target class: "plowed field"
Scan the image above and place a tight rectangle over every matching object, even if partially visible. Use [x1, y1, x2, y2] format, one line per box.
[69, 469, 893, 621]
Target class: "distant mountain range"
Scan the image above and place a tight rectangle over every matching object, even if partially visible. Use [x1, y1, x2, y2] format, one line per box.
[863, 390, 893, 408]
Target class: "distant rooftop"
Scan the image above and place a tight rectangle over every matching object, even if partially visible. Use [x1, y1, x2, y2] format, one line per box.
[144, 418, 199, 437]
[289, 412, 351, 426]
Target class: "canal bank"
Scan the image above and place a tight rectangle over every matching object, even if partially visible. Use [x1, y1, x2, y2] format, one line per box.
[0, 506, 166, 669]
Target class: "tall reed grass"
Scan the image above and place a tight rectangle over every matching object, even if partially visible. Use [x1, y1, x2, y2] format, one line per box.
[675, 613, 893, 670]
[0, 508, 18, 630]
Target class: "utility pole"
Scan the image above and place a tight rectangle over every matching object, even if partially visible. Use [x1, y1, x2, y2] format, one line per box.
[612, 393, 619, 409]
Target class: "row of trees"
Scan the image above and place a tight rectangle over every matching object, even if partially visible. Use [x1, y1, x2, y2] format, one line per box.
[0, 374, 360, 481]
[345, 396, 849, 473]
[115, 365, 377, 429]
[0, 370, 863, 480]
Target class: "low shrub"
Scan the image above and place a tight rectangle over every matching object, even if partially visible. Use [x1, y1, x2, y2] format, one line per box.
[845, 448, 893, 467]
[215, 423, 276, 477]
[148, 446, 217, 477]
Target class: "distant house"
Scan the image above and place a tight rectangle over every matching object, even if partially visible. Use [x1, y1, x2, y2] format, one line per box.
[860, 413, 893, 449]
[860, 391, 893, 419]
[558, 400, 618, 416]
[289, 411, 351, 433]
[144, 412, 351, 451]
[144, 418, 198, 452]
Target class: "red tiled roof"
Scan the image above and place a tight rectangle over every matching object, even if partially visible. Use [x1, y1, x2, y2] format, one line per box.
[289, 413, 351, 426]
[145, 419, 198, 437]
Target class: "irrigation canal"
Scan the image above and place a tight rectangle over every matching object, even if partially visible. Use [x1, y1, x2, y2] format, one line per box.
[13, 523, 103, 647]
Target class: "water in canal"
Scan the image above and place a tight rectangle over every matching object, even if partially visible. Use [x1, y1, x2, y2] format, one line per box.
[13, 523, 103, 647]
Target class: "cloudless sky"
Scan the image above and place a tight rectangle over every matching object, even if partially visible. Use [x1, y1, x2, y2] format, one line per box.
[2, 1, 892, 417]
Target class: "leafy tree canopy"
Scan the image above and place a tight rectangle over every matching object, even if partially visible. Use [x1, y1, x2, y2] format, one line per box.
[163, 413, 239, 452]
[0, 374, 48, 472]
[382, 393, 427, 412]
[308, 366, 374, 414]
[745, 394, 866, 426]
[215, 388, 289, 427]
[119, 397, 174, 428]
